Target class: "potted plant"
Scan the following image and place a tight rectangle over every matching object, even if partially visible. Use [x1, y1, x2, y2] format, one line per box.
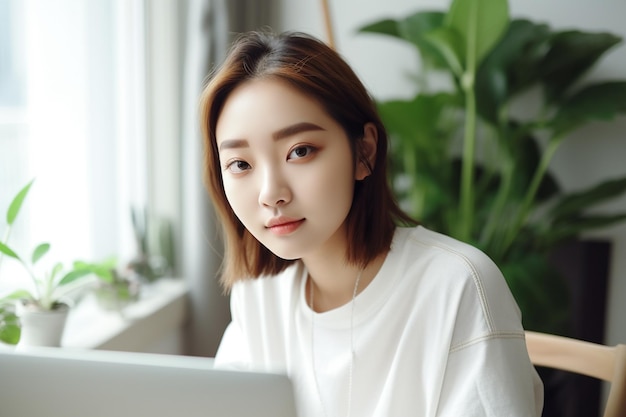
[357, 0, 626, 335]
[0, 180, 94, 347]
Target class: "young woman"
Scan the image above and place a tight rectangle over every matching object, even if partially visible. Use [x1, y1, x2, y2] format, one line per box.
[200, 31, 543, 417]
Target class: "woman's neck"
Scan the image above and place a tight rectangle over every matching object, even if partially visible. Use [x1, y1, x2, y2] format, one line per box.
[304, 250, 387, 313]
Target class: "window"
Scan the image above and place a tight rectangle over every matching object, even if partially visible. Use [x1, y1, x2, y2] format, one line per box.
[0, 0, 148, 293]
[0, 0, 30, 268]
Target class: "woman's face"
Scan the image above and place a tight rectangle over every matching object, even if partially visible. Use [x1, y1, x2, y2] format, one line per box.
[215, 78, 370, 261]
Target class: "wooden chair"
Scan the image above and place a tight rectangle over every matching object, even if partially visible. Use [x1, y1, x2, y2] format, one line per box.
[525, 331, 626, 417]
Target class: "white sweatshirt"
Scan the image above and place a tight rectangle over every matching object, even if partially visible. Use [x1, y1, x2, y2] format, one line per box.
[215, 226, 544, 417]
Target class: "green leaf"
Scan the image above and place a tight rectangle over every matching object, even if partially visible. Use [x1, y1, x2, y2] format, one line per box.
[72, 259, 116, 283]
[507, 131, 561, 202]
[0, 324, 20, 344]
[539, 31, 622, 103]
[422, 27, 465, 77]
[398, 11, 448, 68]
[476, 19, 552, 123]
[358, 12, 452, 71]
[50, 262, 63, 281]
[358, 11, 445, 41]
[398, 11, 446, 42]
[550, 177, 626, 220]
[58, 269, 92, 286]
[0, 306, 21, 345]
[6, 179, 34, 225]
[550, 82, 626, 136]
[379, 96, 440, 142]
[475, 67, 507, 124]
[544, 214, 626, 245]
[31, 243, 51, 264]
[0, 307, 21, 345]
[378, 93, 460, 220]
[357, 18, 401, 38]
[446, 0, 509, 72]
[1, 289, 34, 301]
[378, 93, 458, 166]
[478, 19, 551, 75]
[502, 22, 553, 96]
[0, 242, 20, 260]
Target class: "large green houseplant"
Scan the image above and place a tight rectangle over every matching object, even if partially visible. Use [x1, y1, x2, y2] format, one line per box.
[359, 0, 626, 334]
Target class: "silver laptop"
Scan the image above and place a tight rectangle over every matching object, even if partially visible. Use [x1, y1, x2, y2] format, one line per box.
[0, 347, 298, 417]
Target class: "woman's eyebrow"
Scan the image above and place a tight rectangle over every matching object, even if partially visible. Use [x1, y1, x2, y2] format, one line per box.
[218, 122, 325, 151]
[219, 139, 248, 151]
[272, 122, 325, 140]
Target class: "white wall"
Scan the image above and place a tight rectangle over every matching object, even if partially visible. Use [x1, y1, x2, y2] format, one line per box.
[276, 0, 626, 346]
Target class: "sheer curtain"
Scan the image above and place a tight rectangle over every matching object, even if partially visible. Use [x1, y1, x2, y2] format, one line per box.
[0, 0, 143, 293]
[180, 0, 276, 357]
[1, 0, 276, 356]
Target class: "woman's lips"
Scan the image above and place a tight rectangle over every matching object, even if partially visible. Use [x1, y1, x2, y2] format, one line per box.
[266, 218, 305, 235]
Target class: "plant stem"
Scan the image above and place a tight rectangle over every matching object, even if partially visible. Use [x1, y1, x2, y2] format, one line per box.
[18, 257, 42, 302]
[0, 227, 12, 275]
[458, 0, 479, 243]
[481, 159, 514, 252]
[501, 137, 562, 254]
[459, 86, 477, 241]
[42, 271, 54, 310]
[480, 107, 514, 251]
[404, 143, 423, 218]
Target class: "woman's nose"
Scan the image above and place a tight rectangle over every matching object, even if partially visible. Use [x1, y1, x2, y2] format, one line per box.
[258, 166, 291, 207]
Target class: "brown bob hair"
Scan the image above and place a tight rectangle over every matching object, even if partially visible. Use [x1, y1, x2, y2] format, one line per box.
[200, 31, 414, 289]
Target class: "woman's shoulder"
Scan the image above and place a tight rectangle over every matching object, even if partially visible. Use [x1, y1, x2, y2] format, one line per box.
[394, 226, 498, 274]
[391, 226, 523, 335]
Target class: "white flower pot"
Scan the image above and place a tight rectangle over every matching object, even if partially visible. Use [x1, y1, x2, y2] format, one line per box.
[16, 302, 70, 348]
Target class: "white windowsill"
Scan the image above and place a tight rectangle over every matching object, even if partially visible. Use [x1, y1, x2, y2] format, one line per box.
[0, 278, 189, 353]
[62, 278, 189, 352]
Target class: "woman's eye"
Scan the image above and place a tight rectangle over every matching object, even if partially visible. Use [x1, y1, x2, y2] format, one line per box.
[226, 160, 251, 173]
[288, 145, 315, 160]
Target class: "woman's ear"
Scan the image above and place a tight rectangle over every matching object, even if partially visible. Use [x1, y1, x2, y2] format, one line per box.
[355, 122, 378, 181]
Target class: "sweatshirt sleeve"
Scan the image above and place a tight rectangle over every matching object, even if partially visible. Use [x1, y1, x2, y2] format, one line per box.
[436, 336, 544, 416]
[432, 241, 544, 416]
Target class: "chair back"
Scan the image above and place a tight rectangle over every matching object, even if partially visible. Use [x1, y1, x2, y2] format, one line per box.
[525, 331, 626, 417]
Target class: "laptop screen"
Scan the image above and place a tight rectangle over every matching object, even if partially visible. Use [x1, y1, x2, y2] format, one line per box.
[0, 347, 298, 417]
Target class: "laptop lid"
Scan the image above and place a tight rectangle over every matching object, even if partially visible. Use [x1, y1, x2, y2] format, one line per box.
[0, 347, 298, 417]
